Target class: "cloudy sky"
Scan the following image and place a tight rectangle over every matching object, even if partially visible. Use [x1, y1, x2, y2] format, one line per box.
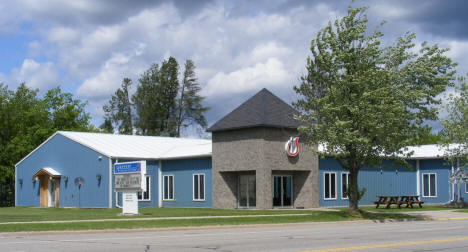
[1, 0, 467, 135]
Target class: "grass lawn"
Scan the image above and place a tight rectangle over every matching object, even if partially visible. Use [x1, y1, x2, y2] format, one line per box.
[0, 207, 416, 232]
[356, 205, 458, 212]
[0, 207, 324, 223]
[456, 209, 468, 213]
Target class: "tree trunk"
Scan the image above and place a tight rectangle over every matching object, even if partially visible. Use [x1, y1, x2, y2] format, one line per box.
[348, 167, 359, 211]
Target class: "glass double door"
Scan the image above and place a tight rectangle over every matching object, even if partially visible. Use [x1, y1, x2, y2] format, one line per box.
[238, 175, 256, 208]
[273, 175, 293, 207]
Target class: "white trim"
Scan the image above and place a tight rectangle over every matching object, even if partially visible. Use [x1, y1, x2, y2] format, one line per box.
[108, 158, 112, 208]
[163, 175, 174, 201]
[138, 175, 151, 201]
[193, 173, 206, 201]
[341, 172, 349, 200]
[416, 160, 420, 197]
[422, 173, 437, 197]
[14, 165, 17, 206]
[323, 172, 337, 200]
[158, 160, 162, 207]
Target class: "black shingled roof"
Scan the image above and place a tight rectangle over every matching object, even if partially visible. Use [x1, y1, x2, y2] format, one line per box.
[206, 88, 300, 132]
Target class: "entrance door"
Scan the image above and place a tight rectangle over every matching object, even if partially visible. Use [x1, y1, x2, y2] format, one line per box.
[39, 176, 59, 207]
[238, 175, 256, 208]
[273, 175, 293, 207]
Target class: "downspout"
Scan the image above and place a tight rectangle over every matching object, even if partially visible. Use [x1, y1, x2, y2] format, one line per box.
[416, 160, 420, 197]
[108, 157, 113, 208]
[115, 158, 122, 208]
[457, 158, 461, 203]
[451, 163, 455, 202]
[158, 160, 162, 208]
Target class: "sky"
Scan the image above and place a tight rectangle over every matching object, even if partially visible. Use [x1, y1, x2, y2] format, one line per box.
[1, 0, 467, 136]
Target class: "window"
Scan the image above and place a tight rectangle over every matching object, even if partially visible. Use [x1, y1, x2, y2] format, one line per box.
[193, 174, 205, 201]
[137, 175, 150, 201]
[163, 175, 174, 200]
[341, 172, 349, 199]
[324, 172, 336, 200]
[422, 173, 437, 197]
[466, 183, 468, 194]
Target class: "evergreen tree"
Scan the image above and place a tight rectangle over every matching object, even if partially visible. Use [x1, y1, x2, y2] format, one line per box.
[176, 60, 208, 137]
[103, 78, 133, 134]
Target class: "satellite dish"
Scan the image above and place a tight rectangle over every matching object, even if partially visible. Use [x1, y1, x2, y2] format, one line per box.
[74, 177, 85, 187]
[74, 177, 85, 208]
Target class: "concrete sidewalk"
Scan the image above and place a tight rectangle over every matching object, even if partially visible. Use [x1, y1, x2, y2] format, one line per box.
[404, 210, 468, 221]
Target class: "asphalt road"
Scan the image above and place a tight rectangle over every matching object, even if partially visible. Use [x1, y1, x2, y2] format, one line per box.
[1, 219, 468, 252]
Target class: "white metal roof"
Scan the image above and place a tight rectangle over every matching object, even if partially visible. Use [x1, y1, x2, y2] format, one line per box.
[317, 143, 462, 159]
[33, 167, 61, 178]
[58, 131, 212, 160]
[16, 131, 212, 166]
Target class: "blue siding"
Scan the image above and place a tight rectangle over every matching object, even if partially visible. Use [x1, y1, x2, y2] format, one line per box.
[319, 158, 418, 207]
[419, 159, 451, 204]
[161, 158, 212, 208]
[16, 134, 110, 208]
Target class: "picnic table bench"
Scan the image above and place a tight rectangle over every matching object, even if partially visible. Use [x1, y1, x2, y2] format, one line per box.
[374, 195, 424, 209]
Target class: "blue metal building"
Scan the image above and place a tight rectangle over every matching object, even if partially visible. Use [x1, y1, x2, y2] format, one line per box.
[318, 146, 467, 207]
[15, 131, 212, 208]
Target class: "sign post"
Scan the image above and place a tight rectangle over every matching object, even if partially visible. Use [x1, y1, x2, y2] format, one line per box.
[114, 161, 146, 215]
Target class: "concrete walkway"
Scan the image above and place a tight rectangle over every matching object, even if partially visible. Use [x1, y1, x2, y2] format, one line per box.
[404, 210, 468, 220]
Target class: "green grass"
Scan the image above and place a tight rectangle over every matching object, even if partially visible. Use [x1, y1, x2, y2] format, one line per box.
[456, 209, 468, 213]
[0, 207, 316, 223]
[0, 208, 416, 232]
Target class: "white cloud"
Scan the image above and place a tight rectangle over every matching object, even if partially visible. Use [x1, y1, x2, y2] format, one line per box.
[203, 57, 290, 96]
[9, 59, 59, 91]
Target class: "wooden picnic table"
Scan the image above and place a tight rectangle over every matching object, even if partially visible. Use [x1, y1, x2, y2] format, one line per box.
[374, 195, 424, 209]
[374, 195, 399, 208]
[398, 195, 424, 208]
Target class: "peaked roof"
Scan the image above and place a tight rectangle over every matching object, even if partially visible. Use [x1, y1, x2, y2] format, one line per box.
[16, 131, 211, 166]
[207, 88, 300, 132]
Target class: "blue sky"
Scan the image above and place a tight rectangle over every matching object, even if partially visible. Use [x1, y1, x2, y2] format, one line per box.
[1, 0, 467, 135]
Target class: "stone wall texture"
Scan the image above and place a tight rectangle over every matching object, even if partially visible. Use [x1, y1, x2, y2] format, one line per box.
[211, 127, 319, 209]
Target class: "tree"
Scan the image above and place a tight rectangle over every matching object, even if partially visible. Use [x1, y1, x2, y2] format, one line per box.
[132, 57, 208, 137]
[441, 79, 468, 167]
[294, 6, 457, 211]
[103, 78, 133, 134]
[175, 60, 209, 137]
[0, 83, 92, 206]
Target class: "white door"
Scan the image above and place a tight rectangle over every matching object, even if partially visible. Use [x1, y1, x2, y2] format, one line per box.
[48, 179, 55, 207]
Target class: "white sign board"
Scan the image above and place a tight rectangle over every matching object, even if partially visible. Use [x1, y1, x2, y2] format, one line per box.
[122, 190, 138, 215]
[114, 161, 147, 215]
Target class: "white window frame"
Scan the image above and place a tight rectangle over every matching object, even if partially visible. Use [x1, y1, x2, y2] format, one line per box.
[422, 173, 437, 197]
[137, 175, 151, 201]
[163, 175, 174, 201]
[323, 172, 337, 200]
[341, 172, 349, 200]
[193, 173, 205, 201]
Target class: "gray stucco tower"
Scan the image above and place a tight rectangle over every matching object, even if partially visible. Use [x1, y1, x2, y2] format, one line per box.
[207, 88, 319, 209]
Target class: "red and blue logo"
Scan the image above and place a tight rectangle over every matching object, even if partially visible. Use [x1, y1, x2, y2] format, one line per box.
[285, 137, 300, 157]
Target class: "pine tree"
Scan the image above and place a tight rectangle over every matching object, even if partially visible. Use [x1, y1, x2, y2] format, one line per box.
[103, 78, 133, 134]
[176, 59, 208, 137]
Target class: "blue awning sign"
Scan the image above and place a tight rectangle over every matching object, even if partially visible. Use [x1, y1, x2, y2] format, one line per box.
[114, 162, 141, 174]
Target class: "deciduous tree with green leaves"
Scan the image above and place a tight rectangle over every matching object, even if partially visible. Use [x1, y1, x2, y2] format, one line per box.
[0, 83, 92, 206]
[294, 6, 457, 211]
[441, 79, 468, 167]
